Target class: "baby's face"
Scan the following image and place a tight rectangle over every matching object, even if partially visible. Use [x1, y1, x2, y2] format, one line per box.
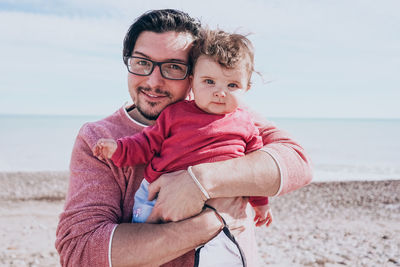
[191, 55, 249, 115]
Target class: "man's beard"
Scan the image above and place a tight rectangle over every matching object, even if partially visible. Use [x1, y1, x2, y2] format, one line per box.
[136, 103, 160, 121]
[135, 86, 172, 121]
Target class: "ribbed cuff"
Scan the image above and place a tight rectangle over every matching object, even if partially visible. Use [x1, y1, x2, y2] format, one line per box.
[258, 147, 284, 197]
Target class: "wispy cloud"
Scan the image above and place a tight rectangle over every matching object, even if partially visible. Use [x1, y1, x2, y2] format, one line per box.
[0, 0, 399, 117]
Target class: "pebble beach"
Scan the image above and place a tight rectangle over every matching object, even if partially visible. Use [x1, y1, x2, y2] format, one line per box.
[1, 171, 399, 266]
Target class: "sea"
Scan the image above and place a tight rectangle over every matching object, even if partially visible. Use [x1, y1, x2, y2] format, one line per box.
[0, 114, 399, 182]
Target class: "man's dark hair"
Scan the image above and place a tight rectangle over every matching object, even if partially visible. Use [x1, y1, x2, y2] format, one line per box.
[123, 9, 201, 65]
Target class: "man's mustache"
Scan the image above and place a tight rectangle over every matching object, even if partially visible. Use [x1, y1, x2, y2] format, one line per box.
[139, 87, 171, 98]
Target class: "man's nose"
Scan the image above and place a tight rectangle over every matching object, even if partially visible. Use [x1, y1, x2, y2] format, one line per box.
[147, 65, 165, 87]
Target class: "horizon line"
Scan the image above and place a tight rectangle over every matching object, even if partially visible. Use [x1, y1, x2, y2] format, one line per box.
[0, 112, 399, 121]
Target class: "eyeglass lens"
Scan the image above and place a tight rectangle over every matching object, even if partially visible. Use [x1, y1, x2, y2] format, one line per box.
[127, 57, 188, 80]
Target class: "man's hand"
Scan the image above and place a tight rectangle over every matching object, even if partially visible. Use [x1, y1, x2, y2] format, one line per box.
[92, 138, 118, 160]
[206, 197, 249, 235]
[146, 170, 206, 222]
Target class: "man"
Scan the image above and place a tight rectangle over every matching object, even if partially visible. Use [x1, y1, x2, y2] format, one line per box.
[55, 9, 312, 267]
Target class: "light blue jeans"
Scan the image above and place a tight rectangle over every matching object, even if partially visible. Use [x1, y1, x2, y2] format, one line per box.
[132, 179, 156, 223]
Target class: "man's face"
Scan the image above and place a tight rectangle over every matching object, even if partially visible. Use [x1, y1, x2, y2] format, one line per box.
[128, 31, 194, 124]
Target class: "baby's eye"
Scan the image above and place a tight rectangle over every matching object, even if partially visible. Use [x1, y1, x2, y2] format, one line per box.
[205, 79, 215, 85]
[228, 83, 239, 89]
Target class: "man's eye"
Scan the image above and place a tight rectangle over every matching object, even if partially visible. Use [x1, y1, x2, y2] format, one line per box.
[169, 64, 183, 70]
[205, 79, 214, 84]
[137, 60, 150, 66]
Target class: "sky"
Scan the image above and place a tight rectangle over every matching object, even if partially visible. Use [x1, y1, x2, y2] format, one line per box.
[0, 0, 399, 119]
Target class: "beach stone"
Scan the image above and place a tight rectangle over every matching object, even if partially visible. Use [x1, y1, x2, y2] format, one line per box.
[2, 175, 400, 267]
[256, 180, 400, 266]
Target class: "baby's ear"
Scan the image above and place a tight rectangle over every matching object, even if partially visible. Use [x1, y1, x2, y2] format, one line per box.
[246, 83, 252, 91]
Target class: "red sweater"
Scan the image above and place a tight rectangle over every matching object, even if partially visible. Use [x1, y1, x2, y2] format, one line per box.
[55, 104, 313, 267]
[111, 100, 268, 206]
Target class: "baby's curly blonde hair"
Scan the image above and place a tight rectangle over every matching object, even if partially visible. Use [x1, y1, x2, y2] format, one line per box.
[190, 28, 255, 87]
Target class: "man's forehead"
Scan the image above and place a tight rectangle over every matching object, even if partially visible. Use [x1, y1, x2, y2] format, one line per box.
[167, 32, 194, 49]
[133, 31, 194, 61]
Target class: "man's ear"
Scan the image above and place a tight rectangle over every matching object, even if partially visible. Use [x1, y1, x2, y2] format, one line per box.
[186, 75, 194, 100]
[189, 75, 193, 87]
[187, 90, 194, 100]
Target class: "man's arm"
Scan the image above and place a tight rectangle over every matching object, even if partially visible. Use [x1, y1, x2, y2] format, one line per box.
[111, 210, 222, 267]
[195, 149, 281, 198]
[148, 119, 313, 221]
[55, 124, 222, 267]
[200, 117, 314, 195]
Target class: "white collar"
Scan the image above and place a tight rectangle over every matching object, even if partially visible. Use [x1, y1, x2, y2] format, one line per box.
[122, 102, 148, 128]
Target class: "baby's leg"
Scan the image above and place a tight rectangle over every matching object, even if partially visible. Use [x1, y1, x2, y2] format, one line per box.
[132, 179, 157, 223]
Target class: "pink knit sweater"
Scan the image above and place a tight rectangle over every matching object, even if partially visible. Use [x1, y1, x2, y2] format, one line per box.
[55, 105, 312, 266]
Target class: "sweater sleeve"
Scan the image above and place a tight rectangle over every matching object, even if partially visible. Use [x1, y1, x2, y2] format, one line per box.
[244, 123, 264, 154]
[55, 124, 123, 267]
[245, 117, 270, 207]
[252, 112, 313, 196]
[247, 132, 269, 207]
[248, 196, 269, 207]
[111, 111, 169, 167]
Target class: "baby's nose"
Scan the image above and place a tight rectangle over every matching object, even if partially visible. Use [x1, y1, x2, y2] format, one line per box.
[213, 89, 226, 97]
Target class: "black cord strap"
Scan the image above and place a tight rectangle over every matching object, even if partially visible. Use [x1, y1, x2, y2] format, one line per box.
[194, 204, 247, 267]
[203, 204, 227, 227]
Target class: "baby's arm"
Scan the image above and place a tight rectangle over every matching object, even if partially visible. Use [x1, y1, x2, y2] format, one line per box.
[253, 204, 273, 227]
[92, 138, 118, 160]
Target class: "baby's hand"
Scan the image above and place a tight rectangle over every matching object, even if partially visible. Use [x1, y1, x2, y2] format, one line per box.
[253, 204, 273, 227]
[93, 138, 118, 160]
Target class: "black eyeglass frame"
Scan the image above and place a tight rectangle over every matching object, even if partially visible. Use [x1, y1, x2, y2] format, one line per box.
[124, 56, 190, 80]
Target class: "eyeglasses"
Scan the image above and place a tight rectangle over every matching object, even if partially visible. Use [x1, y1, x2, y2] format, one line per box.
[124, 56, 190, 80]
